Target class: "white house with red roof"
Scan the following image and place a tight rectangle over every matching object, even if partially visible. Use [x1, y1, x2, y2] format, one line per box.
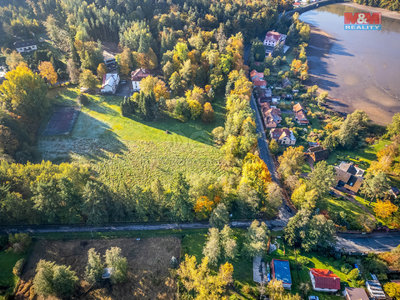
[131, 68, 151, 91]
[263, 31, 287, 48]
[101, 73, 120, 94]
[309, 269, 341, 292]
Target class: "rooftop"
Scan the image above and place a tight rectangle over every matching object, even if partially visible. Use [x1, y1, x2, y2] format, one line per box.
[272, 259, 292, 284]
[310, 268, 340, 290]
[345, 287, 369, 300]
[14, 40, 36, 48]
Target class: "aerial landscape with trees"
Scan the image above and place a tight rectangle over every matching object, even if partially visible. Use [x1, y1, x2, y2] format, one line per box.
[0, 0, 400, 299]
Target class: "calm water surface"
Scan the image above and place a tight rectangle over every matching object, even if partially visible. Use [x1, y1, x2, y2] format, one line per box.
[300, 4, 400, 124]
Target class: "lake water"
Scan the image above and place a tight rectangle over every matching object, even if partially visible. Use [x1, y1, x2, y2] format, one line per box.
[300, 4, 400, 125]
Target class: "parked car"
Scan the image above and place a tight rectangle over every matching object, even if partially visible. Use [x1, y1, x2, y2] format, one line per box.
[309, 296, 319, 300]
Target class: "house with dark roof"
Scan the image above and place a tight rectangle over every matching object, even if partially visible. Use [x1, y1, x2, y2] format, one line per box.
[293, 103, 309, 125]
[307, 146, 329, 163]
[309, 268, 340, 292]
[14, 40, 37, 53]
[263, 107, 282, 129]
[344, 287, 369, 300]
[270, 128, 296, 145]
[334, 162, 364, 193]
[104, 58, 117, 71]
[271, 259, 292, 289]
[131, 68, 151, 91]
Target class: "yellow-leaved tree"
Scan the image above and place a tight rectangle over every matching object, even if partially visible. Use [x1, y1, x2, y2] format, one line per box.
[38, 61, 58, 85]
[0, 63, 48, 119]
[177, 255, 233, 299]
[96, 63, 107, 80]
[240, 153, 272, 198]
[140, 76, 170, 101]
[374, 200, 398, 219]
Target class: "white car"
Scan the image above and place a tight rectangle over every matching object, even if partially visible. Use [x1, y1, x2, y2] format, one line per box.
[309, 297, 319, 300]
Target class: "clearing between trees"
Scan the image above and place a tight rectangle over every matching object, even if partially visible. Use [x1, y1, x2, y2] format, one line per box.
[17, 237, 180, 300]
[37, 87, 226, 187]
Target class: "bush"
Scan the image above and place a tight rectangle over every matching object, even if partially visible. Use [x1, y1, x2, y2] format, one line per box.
[78, 93, 90, 106]
[33, 260, 78, 298]
[120, 96, 136, 116]
[8, 233, 31, 253]
[298, 257, 309, 267]
[13, 258, 26, 276]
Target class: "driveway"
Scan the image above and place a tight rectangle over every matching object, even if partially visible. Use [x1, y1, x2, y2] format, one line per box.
[115, 80, 132, 97]
[336, 232, 400, 253]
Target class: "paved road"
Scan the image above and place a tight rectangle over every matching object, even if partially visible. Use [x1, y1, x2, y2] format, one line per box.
[336, 232, 400, 253]
[250, 94, 294, 222]
[0, 219, 288, 235]
[250, 95, 278, 182]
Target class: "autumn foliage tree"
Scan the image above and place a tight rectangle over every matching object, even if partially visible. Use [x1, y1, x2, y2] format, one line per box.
[240, 153, 272, 198]
[374, 200, 398, 219]
[0, 64, 48, 119]
[79, 69, 99, 90]
[97, 63, 107, 80]
[38, 61, 58, 85]
[177, 255, 233, 299]
[202, 102, 214, 123]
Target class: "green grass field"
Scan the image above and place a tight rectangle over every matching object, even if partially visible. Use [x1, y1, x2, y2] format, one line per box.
[326, 139, 391, 169]
[39, 88, 227, 187]
[0, 251, 25, 300]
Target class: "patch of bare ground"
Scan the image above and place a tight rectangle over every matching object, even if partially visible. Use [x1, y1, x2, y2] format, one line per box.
[17, 237, 180, 300]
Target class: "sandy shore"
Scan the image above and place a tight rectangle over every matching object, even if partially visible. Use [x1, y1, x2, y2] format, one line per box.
[343, 2, 400, 20]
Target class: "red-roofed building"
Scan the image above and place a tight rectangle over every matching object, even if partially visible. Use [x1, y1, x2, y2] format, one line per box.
[250, 70, 264, 81]
[253, 79, 267, 88]
[293, 103, 309, 125]
[131, 68, 151, 91]
[263, 31, 287, 47]
[309, 269, 341, 292]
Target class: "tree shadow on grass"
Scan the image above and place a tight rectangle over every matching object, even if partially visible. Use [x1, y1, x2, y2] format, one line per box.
[39, 111, 127, 163]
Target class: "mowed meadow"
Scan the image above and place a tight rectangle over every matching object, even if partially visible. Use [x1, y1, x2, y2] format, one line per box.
[38, 87, 227, 189]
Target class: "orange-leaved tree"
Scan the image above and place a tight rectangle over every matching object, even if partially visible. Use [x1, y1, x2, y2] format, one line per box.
[38, 61, 58, 85]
